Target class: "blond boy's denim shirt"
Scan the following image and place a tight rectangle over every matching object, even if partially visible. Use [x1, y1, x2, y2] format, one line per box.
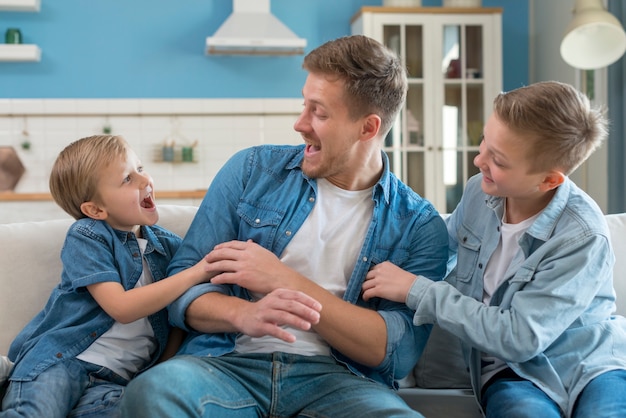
[8, 220, 181, 381]
[408, 174, 626, 416]
[167, 144, 449, 388]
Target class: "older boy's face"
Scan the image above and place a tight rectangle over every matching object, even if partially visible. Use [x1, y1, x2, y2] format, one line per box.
[473, 113, 548, 201]
[293, 72, 369, 189]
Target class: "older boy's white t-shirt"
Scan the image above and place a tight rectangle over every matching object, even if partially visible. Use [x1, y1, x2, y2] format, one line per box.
[77, 238, 157, 380]
[481, 210, 538, 386]
[235, 178, 374, 356]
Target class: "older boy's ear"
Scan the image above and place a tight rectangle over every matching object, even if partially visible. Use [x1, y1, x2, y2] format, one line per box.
[80, 201, 107, 220]
[540, 170, 566, 191]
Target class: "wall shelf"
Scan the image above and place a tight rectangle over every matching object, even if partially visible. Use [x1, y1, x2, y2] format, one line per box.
[0, 44, 41, 61]
[0, 0, 40, 11]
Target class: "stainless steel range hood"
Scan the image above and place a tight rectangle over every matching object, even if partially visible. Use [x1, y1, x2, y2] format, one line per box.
[206, 0, 306, 56]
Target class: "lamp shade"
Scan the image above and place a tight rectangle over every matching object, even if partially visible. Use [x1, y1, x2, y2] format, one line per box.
[560, 0, 626, 70]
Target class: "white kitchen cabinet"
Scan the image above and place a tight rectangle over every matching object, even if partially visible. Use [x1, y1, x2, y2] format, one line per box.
[352, 6, 502, 213]
[0, 0, 41, 62]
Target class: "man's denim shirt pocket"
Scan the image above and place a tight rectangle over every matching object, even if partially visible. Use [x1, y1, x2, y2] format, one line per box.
[237, 201, 285, 248]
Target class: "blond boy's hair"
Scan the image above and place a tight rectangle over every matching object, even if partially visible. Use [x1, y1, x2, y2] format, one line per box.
[49, 135, 129, 220]
[493, 81, 608, 175]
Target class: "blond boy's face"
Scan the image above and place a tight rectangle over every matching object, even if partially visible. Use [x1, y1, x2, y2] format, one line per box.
[86, 148, 158, 233]
[473, 113, 549, 202]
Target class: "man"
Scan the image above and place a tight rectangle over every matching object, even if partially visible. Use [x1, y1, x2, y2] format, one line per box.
[121, 35, 448, 418]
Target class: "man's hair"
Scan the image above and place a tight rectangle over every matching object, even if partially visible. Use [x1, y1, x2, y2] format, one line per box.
[303, 35, 408, 136]
[49, 135, 129, 220]
[493, 81, 608, 175]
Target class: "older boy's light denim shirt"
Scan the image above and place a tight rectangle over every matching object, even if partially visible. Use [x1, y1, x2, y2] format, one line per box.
[9, 218, 182, 381]
[408, 174, 626, 415]
[167, 144, 448, 388]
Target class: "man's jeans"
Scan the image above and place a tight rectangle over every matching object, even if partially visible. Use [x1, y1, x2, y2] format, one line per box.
[120, 353, 422, 418]
[1, 359, 126, 418]
[481, 369, 626, 417]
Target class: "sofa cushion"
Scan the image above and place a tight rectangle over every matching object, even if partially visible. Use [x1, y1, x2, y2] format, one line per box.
[414, 324, 471, 389]
[606, 213, 626, 317]
[0, 204, 198, 354]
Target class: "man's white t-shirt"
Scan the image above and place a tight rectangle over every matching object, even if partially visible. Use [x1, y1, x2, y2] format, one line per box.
[235, 178, 374, 356]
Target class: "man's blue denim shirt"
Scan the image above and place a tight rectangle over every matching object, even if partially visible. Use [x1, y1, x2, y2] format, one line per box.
[167, 144, 448, 388]
[9, 219, 182, 381]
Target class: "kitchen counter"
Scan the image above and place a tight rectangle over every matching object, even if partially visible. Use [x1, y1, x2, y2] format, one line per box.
[0, 190, 207, 201]
[0, 190, 207, 223]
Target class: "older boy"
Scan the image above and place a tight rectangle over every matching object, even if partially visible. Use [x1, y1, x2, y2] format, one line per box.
[363, 81, 626, 417]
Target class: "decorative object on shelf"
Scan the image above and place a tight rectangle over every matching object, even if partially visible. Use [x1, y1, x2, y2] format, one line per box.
[443, 0, 481, 7]
[0, 146, 25, 191]
[181, 140, 198, 163]
[560, 0, 626, 70]
[157, 119, 198, 163]
[5, 28, 21, 44]
[0, 1, 40, 62]
[102, 119, 112, 134]
[162, 142, 175, 162]
[383, 0, 422, 7]
[20, 117, 31, 150]
[465, 68, 480, 79]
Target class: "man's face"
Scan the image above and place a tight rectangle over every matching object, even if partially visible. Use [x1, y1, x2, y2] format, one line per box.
[294, 72, 366, 187]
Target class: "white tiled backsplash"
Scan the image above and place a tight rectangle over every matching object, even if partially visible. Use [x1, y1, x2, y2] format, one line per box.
[0, 98, 303, 223]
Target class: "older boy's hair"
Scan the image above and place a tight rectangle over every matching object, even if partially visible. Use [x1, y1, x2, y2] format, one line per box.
[493, 81, 608, 175]
[49, 135, 128, 220]
[302, 34, 408, 137]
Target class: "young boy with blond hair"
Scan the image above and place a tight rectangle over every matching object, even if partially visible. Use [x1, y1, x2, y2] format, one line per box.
[1, 135, 213, 417]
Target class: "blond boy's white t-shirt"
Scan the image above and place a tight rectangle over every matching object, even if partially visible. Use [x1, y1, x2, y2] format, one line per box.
[77, 238, 157, 380]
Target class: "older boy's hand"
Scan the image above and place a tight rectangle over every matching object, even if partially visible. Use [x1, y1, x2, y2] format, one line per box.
[362, 261, 418, 303]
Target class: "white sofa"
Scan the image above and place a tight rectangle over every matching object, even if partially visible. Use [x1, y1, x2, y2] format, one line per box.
[2, 204, 625, 417]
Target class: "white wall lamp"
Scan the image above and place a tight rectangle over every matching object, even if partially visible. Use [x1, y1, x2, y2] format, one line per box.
[560, 0, 626, 69]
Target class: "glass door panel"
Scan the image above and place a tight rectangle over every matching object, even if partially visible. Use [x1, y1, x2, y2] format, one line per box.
[406, 25, 423, 78]
[465, 26, 483, 79]
[443, 84, 463, 147]
[407, 85, 424, 146]
[443, 25, 461, 79]
[383, 25, 401, 57]
[407, 151, 425, 197]
[467, 84, 484, 147]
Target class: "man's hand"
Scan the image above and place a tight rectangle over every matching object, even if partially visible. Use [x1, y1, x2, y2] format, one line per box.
[362, 261, 417, 303]
[207, 240, 297, 294]
[234, 288, 322, 343]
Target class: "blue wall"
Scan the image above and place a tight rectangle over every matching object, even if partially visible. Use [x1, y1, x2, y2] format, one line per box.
[0, 0, 528, 98]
